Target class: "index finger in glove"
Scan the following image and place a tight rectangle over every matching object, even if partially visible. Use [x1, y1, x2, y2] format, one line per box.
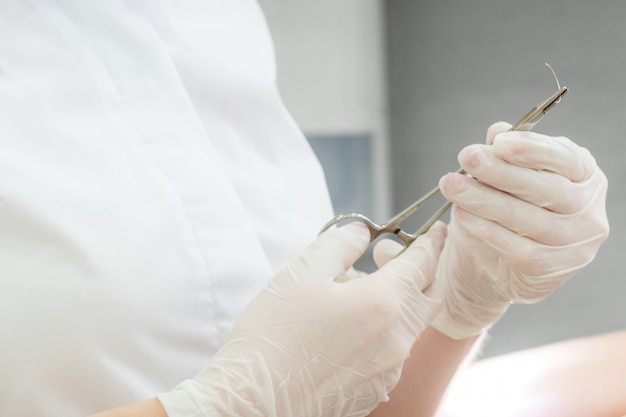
[485, 121, 596, 184]
[285, 221, 371, 284]
[442, 171, 608, 246]
[455, 140, 606, 215]
[343, 223, 446, 349]
[485, 121, 512, 145]
[491, 131, 597, 184]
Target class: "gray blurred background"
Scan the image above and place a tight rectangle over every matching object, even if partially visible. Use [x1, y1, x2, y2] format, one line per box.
[259, 0, 626, 357]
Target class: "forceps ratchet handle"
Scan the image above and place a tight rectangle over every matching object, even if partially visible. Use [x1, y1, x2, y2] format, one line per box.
[320, 86, 569, 246]
[411, 85, 570, 241]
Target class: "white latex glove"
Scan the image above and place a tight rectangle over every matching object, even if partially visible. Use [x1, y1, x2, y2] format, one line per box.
[431, 122, 609, 339]
[158, 221, 447, 417]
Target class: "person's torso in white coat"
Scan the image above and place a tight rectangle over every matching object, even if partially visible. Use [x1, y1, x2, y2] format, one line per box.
[0, 1, 333, 415]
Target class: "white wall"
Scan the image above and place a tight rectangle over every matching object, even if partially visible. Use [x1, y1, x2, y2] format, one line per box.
[257, 0, 391, 220]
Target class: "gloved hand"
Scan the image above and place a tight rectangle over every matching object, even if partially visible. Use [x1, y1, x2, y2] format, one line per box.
[430, 122, 610, 339]
[158, 221, 447, 417]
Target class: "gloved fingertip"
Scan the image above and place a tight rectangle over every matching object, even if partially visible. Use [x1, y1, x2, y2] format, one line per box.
[486, 121, 512, 145]
[373, 238, 404, 268]
[492, 131, 518, 148]
[427, 221, 448, 238]
[289, 221, 371, 283]
[439, 172, 460, 196]
[339, 221, 372, 244]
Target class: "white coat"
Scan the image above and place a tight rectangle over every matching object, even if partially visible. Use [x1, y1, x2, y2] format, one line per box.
[0, 1, 333, 415]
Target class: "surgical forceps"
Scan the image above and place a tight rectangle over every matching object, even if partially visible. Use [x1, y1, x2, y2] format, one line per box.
[320, 86, 569, 247]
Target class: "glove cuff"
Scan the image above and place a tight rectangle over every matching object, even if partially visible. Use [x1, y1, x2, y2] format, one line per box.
[158, 379, 223, 417]
[431, 312, 488, 340]
[431, 300, 511, 340]
[158, 350, 278, 417]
